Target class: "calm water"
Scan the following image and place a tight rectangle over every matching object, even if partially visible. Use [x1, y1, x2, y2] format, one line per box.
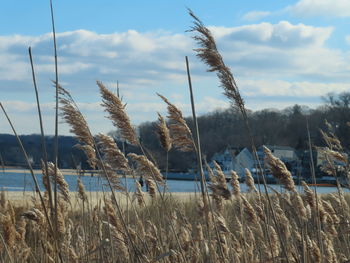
[0, 170, 347, 194]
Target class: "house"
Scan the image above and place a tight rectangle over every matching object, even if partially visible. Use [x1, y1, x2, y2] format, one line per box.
[256, 145, 301, 176]
[211, 147, 238, 171]
[232, 148, 255, 177]
[262, 145, 299, 162]
[211, 147, 254, 178]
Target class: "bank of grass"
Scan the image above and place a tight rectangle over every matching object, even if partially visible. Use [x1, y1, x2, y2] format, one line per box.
[1, 187, 350, 262]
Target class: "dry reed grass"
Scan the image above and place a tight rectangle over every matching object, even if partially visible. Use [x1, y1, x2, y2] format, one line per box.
[3, 188, 350, 262]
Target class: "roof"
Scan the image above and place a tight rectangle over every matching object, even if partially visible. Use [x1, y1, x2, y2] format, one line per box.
[262, 145, 296, 152]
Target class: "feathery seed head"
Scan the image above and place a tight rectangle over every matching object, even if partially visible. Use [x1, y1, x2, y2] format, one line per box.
[156, 113, 172, 152]
[263, 146, 295, 192]
[157, 93, 195, 152]
[98, 81, 138, 145]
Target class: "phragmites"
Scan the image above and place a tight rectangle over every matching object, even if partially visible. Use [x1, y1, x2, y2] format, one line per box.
[318, 147, 348, 176]
[21, 209, 45, 224]
[215, 213, 230, 234]
[128, 153, 164, 183]
[134, 181, 145, 206]
[44, 162, 70, 203]
[291, 192, 307, 222]
[321, 120, 342, 151]
[98, 81, 138, 145]
[23, 209, 46, 228]
[77, 178, 88, 203]
[208, 162, 231, 200]
[189, 10, 245, 114]
[100, 163, 125, 192]
[302, 181, 316, 208]
[96, 133, 129, 171]
[146, 179, 157, 199]
[58, 85, 96, 169]
[157, 93, 195, 152]
[1, 214, 16, 249]
[245, 168, 257, 193]
[156, 113, 172, 152]
[241, 195, 257, 224]
[263, 146, 296, 192]
[40, 159, 50, 192]
[230, 170, 241, 197]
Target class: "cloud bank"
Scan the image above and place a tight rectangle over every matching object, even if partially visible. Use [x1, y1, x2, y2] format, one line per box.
[0, 19, 349, 134]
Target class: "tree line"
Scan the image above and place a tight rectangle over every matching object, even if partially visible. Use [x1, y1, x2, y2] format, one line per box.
[1, 92, 349, 172]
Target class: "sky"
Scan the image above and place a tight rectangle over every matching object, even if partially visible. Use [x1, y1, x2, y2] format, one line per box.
[1, 0, 350, 135]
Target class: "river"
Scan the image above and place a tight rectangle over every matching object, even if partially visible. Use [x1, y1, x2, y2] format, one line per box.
[0, 170, 348, 194]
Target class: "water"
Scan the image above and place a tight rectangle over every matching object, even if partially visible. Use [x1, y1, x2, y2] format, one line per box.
[0, 170, 347, 194]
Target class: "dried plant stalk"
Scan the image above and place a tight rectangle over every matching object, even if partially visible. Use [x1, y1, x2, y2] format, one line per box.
[44, 162, 70, 203]
[230, 170, 241, 197]
[98, 81, 138, 145]
[96, 133, 129, 171]
[263, 146, 295, 192]
[245, 168, 257, 193]
[128, 153, 164, 183]
[208, 162, 231, 200]
[77, 178, 88, 203]
[134, 181, 145, 207]
[156, 113, 172, 152]
[157, 93, 194, 152]
[58, 85, 96, 169]
[189, 10, 245, 114]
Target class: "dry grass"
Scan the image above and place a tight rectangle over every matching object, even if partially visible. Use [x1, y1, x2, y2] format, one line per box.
[2, 188, 350, 262]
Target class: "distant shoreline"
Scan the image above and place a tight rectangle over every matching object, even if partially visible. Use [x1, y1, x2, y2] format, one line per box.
[2, 191, 199, 208]
[1, 167, 112, 177]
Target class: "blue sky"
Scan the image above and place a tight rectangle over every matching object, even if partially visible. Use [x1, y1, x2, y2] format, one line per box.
[1, 0, 350, 135]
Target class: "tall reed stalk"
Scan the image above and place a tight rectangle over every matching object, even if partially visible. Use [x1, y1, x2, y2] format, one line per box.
[49, 0, 60, 244]
[188, 9, 290, 262]
[28, 47, 54, 218]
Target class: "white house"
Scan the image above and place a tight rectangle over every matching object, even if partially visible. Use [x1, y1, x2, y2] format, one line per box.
[211, 147, 255, 178]
[232, 148, 255, 177]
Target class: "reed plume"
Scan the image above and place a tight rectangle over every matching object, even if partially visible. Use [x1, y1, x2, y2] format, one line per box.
[77, 178, 88, 203]
[146, 179, 157, 199]
[96, 133, 129, 171]
[157, 93, 195, 152]
[230, 170, 241, 197]
[156, 113, 172, 152]
[245, 168, 257, 193]
[208, 162, 231, 200]
[188, 10, 245, 114]
[263, 146, 295, 192]
[134, 181, 145, 207]
[302, 181, 316, 208]
[98, 81, 138, 145]
[46, 162, 70, 203]
[58, 85, 96, 169]
[99, 163, 125, 192]
[128, 153, 163, 183]
[1, 214, 16, 249]
[241, 195, 257, 224]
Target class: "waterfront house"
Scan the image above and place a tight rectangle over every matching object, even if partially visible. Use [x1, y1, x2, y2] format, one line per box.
[232, 148, 255, 177]
[256, 145, 301, 176]
[211, 147, 254, 178]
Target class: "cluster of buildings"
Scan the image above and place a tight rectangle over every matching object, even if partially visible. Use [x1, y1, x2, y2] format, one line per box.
[210, 145, 347, 184]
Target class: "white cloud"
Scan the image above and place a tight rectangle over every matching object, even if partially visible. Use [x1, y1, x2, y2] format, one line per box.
[287, 0, 350, 17]
[239, 79, 350, 97]
[1, 21, 349, 135]
[242, 11, 271, 21]
[346, 36, 350, 44]
[209, 21, 332, 47]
